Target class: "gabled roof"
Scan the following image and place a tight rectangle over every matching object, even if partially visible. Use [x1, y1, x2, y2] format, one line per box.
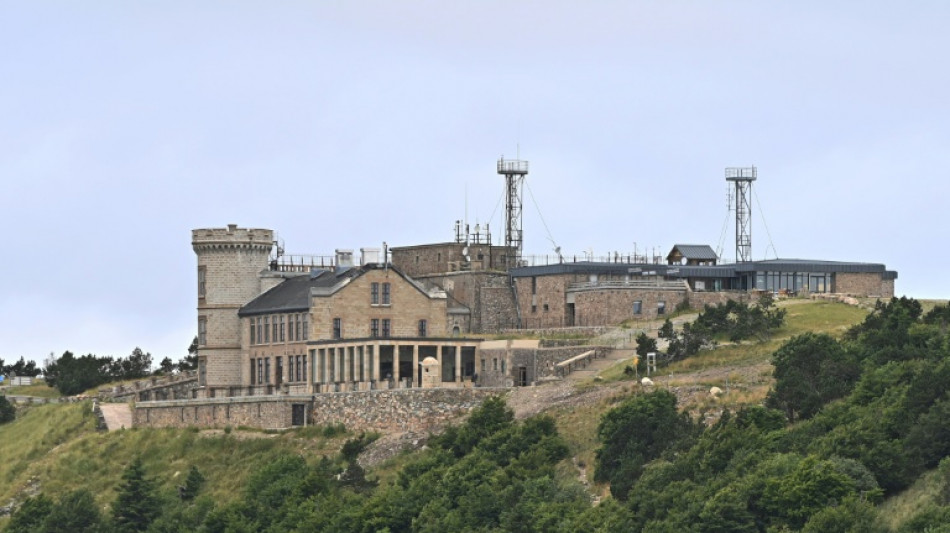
[239, 264, 443, 317]
[668, 244, 718, 261]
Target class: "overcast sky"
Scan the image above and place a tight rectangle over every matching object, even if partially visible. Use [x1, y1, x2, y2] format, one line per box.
[1, 2, 947, 364]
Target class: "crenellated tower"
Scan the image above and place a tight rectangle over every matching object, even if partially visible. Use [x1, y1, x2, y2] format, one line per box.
[192, 224, 273, 394]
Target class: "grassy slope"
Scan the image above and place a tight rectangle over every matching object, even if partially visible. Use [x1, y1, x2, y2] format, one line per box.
[1, 382, 62, 398]
[547, 299, 870, 498]
[0, 403, 352, 524]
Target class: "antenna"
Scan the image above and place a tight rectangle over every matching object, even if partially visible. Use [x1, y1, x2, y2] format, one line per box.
[725, 166, 757, 263]
[497, 156, 529, 269]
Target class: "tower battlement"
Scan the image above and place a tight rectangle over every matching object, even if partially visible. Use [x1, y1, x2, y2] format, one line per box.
[192, 224, 274, 252]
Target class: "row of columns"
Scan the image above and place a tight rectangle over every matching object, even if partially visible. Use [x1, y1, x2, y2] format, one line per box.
[311, 342, 478, 386]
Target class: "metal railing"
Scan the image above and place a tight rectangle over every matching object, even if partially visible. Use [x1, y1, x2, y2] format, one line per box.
[568, 280, 688, 291]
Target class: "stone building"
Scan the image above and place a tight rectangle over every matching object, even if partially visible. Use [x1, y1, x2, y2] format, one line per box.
[192, 225, 500, 399]
[510, 253, 898, 329]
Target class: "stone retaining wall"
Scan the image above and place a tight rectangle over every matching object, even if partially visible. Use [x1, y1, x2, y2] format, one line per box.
[133, 395, 307, 430]
[310, 388, 503, 433]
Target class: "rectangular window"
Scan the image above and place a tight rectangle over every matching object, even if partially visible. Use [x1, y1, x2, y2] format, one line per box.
[481, 359, 486, 372]
[371, 282, 379, 304]
[198, 266, 206, 299]
[370, 319, 379, 338]
[333, 318, 342, 339]
[249, 318, 256, 345]
[531, 276, 537, 294]
[256, 318, 263, 345]
[543, 304, 549, 312]
[276, 357, 283, 384]
[303, 314, 309, 340]
[531, 305, 537, 313]
[633, 300, 643, 315]
[250, 359, 256, 385]
[657, 301, 666, 315]
[280, 315, 285, 342]
[272, 316, 278, 344]
[295, 314, 301, 341]
[382, 283, 391, 305]
[257, 359, 263, 385]
[418, 319, 427, 337]
[264, 316, 270, 343]
[382, 319, 391, 338]
[264, 358, 270, 383]
[198, 316, 207, 346]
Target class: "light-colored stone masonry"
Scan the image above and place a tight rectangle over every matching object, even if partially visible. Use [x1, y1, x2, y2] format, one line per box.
[310, 268, 447, 339]
[835, 272, 895, 298]
[134, 388, 504, 432]
[193, 225, 273, 389]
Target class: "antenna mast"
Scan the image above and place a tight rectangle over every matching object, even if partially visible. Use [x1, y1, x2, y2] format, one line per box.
[497, 156, 529, 269]
[725, 166, 757, 263]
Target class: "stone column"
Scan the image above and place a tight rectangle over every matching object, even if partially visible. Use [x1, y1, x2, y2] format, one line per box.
[372, 344, 379, 383]
[455, 346, 462, 384]
[412, 344, 419, 387]
[437, 345, 443, 383]
[393, 343, 401, 385]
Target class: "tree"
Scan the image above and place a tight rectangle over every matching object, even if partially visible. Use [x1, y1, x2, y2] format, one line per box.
[595, 389, 697, 500]
[44, 351, 113, 396]
[5, 494, 53, 533]
[112, 457, 161, 533]
[178, 336, 199, 372]
[179, 465, 205, 501]
[0, 394, 15, 424]
[2, 356, 41, 377]
[765, 333, 859, 422]
[43, 489, 103, 533]
[635, 332, 657, 372]
[158, 357, 176, 375]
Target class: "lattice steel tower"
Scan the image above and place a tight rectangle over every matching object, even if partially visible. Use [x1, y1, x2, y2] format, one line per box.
[497, 157, 529, 268]
[725, 166, 757, 263]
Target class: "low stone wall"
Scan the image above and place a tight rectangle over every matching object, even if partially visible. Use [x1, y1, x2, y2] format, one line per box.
[100, 371, 199, 403]
[310, 388, 503, 433]
[478, 345, 611, 386]
[133, 395, 308, 430]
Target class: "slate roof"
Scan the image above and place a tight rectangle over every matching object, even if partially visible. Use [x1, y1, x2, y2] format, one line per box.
[668, 244, 718, 261]
[239, 268, 359, 317]
[238, 264, 442, 317]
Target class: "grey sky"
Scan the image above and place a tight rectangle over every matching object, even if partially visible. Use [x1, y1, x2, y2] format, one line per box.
[1, 2, 946, 363]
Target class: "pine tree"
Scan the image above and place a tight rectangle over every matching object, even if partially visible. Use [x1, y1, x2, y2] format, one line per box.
[112, 457, 160, 532]
[179, 465, 205, 501]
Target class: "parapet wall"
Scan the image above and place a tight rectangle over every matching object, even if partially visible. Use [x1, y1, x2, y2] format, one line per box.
[134, 395, 307, 430]
[133, 388, 504, 432]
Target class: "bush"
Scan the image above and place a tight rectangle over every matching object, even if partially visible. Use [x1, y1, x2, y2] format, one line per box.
[0, 394, 15, 424]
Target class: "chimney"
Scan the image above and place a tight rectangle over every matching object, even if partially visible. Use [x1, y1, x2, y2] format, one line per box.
[360, 248, 381, 266]
[335, 249, 354, 268]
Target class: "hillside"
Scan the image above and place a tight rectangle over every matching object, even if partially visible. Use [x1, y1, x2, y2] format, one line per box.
[4, 297, 950, 532]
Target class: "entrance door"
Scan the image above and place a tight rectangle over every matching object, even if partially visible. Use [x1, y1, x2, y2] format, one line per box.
[517, 366, 528, 387]
[291, 404, 306, 426]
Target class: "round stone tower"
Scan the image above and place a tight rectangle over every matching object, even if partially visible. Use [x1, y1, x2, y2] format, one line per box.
[192, 224, 274, 394]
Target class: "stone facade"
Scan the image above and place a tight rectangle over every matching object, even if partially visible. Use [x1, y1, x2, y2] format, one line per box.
[391, 242, 515, 277]
[193, 225, 273, 390]
[413, 271, 518, 334]
[309, 388, 503, 433]
[310, 268, 447, 339]
[835, 272, 896, 298]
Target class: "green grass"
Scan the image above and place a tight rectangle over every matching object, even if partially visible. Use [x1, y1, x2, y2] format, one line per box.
[877, 464, 949, 531]
[0, 402, 354, 514]
[2, 382, 62, 398]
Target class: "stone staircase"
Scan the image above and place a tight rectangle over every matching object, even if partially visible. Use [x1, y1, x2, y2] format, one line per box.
[565, 348, 636, 381]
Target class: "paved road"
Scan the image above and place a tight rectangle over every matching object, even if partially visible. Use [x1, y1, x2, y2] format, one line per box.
[99, 403, 133, 430]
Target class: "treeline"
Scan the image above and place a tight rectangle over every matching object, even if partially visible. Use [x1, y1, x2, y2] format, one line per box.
[595, 297, 950, 531]
[0, 357, 42, 378]
[44, 348, 155, 396]
[636, 294, 787, 365]
[7, 297, 950, 531]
